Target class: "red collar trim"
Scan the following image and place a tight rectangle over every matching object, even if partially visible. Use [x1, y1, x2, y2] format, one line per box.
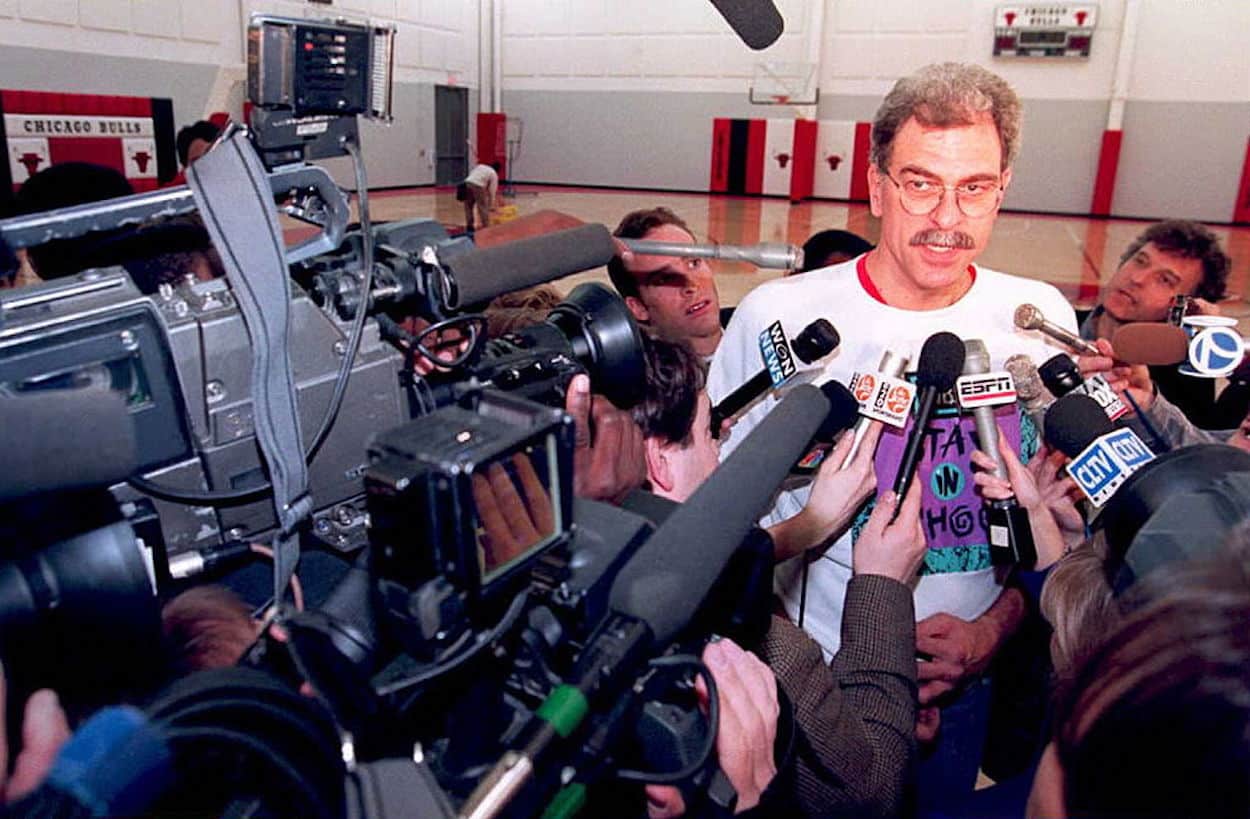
[856, 256, 977, 306]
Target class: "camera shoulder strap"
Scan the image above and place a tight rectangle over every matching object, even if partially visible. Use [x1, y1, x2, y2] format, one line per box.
[187, 130, 311, 609]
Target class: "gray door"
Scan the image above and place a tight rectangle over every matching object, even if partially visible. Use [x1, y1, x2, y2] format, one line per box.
[434, 85, 468, 185]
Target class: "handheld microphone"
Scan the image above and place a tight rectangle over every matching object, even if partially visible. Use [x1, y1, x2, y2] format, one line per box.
[960, 340, 1035, 566]
[892, 332, 965, 503]
[445, 224, 617, 307]
[1110, 322, 1189, 365]
[619, 238, 803, 271]
[710, 318, 839, 433]
[1037, 353, 1130, 422]
[11, 706, 174, 818]
[793, 380, 863, 474]
[1014, 303, 1100, 356]
[1005, 354, 1054, 433]
[1044, 393, 1156, 507]
[840, 350, 910, 468]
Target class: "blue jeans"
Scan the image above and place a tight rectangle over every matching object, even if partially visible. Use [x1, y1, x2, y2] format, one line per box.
[913, 675, 994, 814]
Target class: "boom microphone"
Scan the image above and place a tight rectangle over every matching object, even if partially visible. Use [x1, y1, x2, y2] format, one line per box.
[710, 318, 839, 431]
[0, 387, 137, 501]
[611, 385, 830, 645]
[445, 224, 617, 308]
[619, 238, 803, 271]
[1014, 303, 1100, 356]
[892, 332, 965, 500]
[709, 0, 784, 50]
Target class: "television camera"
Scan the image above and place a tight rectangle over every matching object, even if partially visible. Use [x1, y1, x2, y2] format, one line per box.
[0, 12, 814, 819]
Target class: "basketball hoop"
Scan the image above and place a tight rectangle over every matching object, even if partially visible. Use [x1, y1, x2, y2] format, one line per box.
[749, 61, 819, 106]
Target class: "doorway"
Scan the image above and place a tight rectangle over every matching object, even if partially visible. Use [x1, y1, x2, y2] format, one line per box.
[434, 85, 469, 185]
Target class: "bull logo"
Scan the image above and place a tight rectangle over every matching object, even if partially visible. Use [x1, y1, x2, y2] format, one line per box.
[131, 150, 152, 173]
[825, 154, 842, 172]
[775, 152, 790, 169]
[19, 152, 43, 176]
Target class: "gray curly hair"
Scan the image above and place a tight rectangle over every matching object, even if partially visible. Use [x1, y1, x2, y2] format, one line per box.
[871, 62, 1022, 172]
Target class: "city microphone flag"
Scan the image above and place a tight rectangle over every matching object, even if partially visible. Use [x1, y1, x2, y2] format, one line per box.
[2, 88, 177, 204]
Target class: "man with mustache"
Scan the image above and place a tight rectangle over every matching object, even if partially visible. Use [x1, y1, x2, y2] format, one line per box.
[708, 63, 1078, 810]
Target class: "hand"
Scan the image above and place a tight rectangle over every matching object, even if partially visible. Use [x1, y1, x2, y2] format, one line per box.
[915, 613, 1000, 706]
[0, 671, 71, 804]
[471, 453, 556, 572]
[1190, 297, 1221, 316]
[1027, 444, 1086, 553]
[915, 706, 941, 744]
[643, 640, 778, 818]
[852, 473, 926, 582]
[566, 374, 646, 504]
[770, 423, 882, 561]
[804, 423, 881, 535]
[1077, 338, 1155, 411]
[970, 430, 1069, 569]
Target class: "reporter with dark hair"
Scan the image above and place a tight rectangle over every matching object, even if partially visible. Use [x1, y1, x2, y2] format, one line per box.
[632, 335, 925, 817]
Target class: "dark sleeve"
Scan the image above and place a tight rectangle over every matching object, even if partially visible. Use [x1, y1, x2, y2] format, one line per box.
[1151, 363, 1218, 428]
[755, 574, 917, 818]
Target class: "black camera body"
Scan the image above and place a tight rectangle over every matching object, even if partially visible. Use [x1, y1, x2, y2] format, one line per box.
[366, 389, 574, 657]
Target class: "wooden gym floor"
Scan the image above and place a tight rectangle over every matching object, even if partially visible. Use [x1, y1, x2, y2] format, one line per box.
[364, 184, 1250, 329]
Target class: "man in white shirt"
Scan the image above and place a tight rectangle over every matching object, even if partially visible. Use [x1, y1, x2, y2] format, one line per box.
[707, 62, 1078, 809]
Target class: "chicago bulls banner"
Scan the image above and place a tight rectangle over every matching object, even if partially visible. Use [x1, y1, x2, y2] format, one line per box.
[2, 89, 177, 205]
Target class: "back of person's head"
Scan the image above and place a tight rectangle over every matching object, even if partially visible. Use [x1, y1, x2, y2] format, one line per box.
[13, 162, 134, 279]
[175, 120, 221, 167]
[484, 285, 563, 338]
[1118, 219, 1230, 303]
[630, 332, 706, 447]
[606, 207, 694, 301]
[1039, 532, 1119, 680]
[872, 62, 1021, 172]
[798, 229, 874, 273]
[1051, 536, 1250, 818]
[161, 585, 259, 681]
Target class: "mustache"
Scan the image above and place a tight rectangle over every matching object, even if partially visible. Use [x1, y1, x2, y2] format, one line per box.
[910, 230, 975, 249]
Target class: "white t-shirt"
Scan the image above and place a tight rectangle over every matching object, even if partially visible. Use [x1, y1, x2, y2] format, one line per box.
[706, 255, 1078, 658]
[464, 164, 498, 199]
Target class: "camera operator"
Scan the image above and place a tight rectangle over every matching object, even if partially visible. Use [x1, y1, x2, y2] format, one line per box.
[631, 335, 926, 817]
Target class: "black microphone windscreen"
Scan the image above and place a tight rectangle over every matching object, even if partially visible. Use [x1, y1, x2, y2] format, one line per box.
[609, 385, 830, 645]
[791, 319, 839, 364]
[916, 331, 966, 390]
[0, 388, 136, 501]
[816, 380, 860, 441]
[1044, 393, 1116, 458]
[709, 0, 784, 50]
[1038, 353, 1083, 398]
[447, 224, 617, 308]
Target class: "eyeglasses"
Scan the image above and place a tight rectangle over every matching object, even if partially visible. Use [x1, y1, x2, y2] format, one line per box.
[880, 170, 1003, 218]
